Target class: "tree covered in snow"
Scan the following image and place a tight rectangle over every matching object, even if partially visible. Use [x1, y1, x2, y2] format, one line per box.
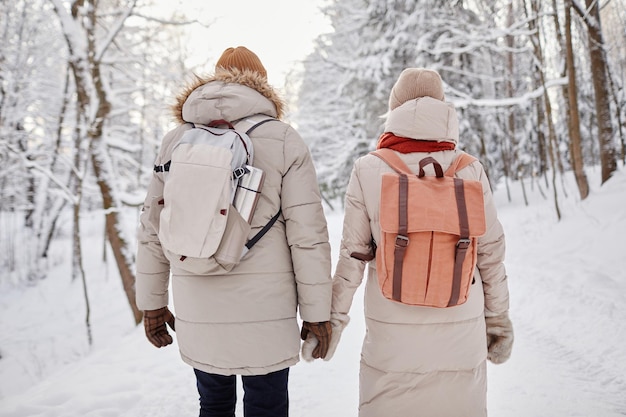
[294, 0, 626, 202]
[1, 0, 625, 330]
[0, 0, 191, 326]
[0, 0, 69, 279]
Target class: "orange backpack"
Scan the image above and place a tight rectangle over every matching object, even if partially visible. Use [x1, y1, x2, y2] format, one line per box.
[371, 149, 486, 308]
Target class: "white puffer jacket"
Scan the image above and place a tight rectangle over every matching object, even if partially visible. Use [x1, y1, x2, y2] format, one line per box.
[332, 97, 509, 416]
[136, 69, 332, 376]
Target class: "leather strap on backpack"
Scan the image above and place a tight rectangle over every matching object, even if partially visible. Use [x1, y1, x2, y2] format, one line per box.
[371, 149, 411, 302]
[416, 153, 477, 306]
[448, 153, 476, 306]
[392, 173, 409, 302]
[449, 177, 471, 306]
[371, 149, 479, 306]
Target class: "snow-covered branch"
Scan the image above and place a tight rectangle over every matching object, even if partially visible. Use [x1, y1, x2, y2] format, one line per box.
[95, 0, 137, 63]
[571, 0, 601, 30]
[450, 77, 568, 108]
[2, 142, 78, 204]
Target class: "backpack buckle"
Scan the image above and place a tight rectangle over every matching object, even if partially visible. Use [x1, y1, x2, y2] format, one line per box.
[395, 235, 409, 248]
[456, 238, 471, 249]
[154, 160, 171, 173]
[232, 166, 248, 180]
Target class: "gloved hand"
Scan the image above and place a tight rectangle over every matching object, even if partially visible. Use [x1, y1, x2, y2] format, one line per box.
[143, 307, 176, 348]
[486, 312, 514, 364]
[301, 313, 349, 362]
[300, 321, 332, 359]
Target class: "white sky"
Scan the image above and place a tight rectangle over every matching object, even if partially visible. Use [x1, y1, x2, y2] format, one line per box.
[174, 0, 332, 87]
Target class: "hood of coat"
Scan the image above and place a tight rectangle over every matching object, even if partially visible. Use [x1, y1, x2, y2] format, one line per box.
[172, 68, 285, 124]
[384, 96, 459, 144]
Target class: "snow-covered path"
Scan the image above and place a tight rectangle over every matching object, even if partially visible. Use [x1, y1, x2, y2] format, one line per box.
[486, 170, 626, 417]
[1, 168, 625, 417]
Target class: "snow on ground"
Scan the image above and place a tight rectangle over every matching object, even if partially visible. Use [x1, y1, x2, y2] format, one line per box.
[1, 166, 625, 417]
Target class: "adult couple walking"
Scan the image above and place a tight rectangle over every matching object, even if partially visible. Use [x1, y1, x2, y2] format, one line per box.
[136, 46, 513, 417]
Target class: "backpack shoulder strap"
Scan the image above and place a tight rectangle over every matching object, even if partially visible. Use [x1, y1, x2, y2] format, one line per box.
[245, 117, 276, 135]
[245, 209, 282, 251]
[445, 151, 480, 306]
[235, 115, 280, 253]
[444, 152, 478, 176]
[231, 115, 277, 136]
[370, 149, 413, 175]
[371, 148, 411, 302]
[154, 123, 196, 173]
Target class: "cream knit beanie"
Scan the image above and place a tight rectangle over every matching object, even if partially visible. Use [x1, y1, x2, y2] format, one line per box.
[388, 68, 445, 110]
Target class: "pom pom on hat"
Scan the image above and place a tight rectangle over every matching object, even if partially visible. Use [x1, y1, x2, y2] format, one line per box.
[216, 46, 267, 78]
[388, 68, 445, 110]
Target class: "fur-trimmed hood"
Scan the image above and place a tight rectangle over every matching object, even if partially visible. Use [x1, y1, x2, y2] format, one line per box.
[172, 68, 285, 124]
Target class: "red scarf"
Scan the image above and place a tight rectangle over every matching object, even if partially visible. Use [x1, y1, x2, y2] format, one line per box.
[376, 132, 455, 153]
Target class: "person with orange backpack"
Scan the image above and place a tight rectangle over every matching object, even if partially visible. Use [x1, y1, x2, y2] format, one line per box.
[302, 68, 513, 416]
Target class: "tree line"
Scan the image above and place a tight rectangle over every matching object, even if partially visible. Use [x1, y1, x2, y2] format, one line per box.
[292, 0, 625, 217]
[1, 0, 624, 328]
[0, 0, 192, 329]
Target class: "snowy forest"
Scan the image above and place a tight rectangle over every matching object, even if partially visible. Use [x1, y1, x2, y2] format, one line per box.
[293, 0, 626, 207]
[2, 0, 626, 334]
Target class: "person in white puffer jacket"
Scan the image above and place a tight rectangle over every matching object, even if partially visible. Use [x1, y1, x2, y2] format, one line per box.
[303, 68, 513, 417]
[136, 46, 333, 417]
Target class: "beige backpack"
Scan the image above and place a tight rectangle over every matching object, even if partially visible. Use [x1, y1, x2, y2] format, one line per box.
[153, 117, 279, 274]
[372, 149, 486, 307]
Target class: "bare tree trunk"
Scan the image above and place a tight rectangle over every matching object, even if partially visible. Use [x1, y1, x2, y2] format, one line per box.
[565, 0, 589, 199]
[73, 192, 92, 345]
[70, 94, 92, 343]
[573, 0, 618, 183]
[51, 0, 143, 325]
[535, 95, 549, 187]
[605, 58, 625, 165]
[479, 131, 492, 185]
[506, 3, 527, 206]
[91, 145, 142, 324]
[527, 0, 561, 219]
[40, 200, 66, 259]
[520, 175, 529, 206]
[500, 141, 512, 203]
[39, 67, 72, 259]
[85, 1, 142, 325]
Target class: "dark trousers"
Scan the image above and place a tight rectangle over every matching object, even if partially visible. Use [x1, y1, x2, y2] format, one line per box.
[194, 368, 289, 417]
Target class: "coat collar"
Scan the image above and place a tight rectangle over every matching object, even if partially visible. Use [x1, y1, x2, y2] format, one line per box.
[172, 69, 285, 124]
[384, 97, 459, 144]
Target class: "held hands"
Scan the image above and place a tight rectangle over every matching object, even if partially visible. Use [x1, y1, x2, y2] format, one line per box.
[301, 313, 349, 362]
[486, 311, 514, 364]
[300, 321, 332, 359]
[143, 307, 176, 348]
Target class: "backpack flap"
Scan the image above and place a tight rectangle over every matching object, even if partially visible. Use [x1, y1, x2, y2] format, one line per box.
[158, 126, 247, 259]
[378, 173, 486, 237]
[159, 141, 233, 258]
[373, 149, 487, 308]
[155, 117, 279, 275]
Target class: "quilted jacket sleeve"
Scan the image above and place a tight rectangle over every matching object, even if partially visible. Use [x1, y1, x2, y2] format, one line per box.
[281, 126, 332, 323]
[474, 163, 509, 317]
[135, 128, 182, 311]
[331, 159, 373, 318]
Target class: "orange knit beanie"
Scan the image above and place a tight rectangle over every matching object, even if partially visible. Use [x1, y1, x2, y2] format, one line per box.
[216, 46, 267, 78]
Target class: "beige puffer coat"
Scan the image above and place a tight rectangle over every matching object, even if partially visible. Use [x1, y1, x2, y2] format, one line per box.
[332, 97, 509, 416]
[135, 69, 332, 376]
